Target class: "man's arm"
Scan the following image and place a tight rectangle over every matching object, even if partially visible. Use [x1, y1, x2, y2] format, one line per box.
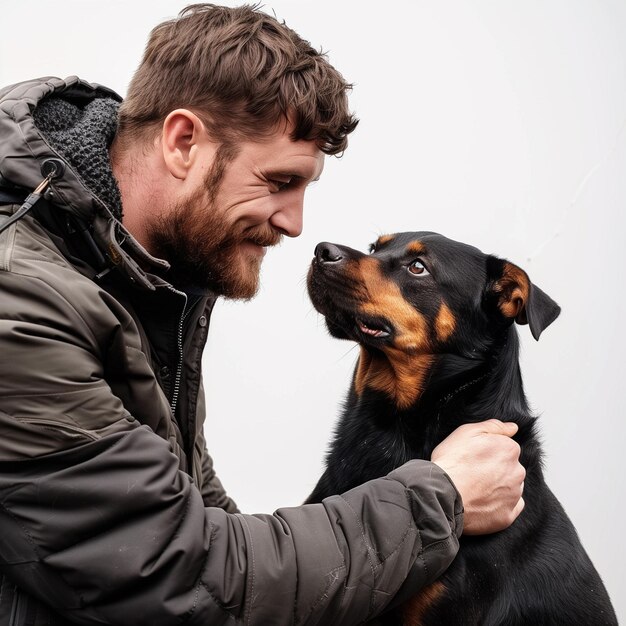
[0, 267, 461, 625]
[0, 428, 461, 625]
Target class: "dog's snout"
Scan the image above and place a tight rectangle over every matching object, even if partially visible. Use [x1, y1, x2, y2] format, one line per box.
[315, 242, 344, 264]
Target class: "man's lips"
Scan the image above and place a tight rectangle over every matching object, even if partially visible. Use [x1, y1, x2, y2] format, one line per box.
[241, 240, 269, 257]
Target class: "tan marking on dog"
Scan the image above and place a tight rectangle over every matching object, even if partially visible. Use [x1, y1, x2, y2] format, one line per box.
[377, 234, 395, 246]
[435, 302, 456, 342]
[401, 581, 446, 626]
[354, 347, 433, 410]
[494, 262, 530, 322]
[354, 257, 434, 409]
[406, 241, 426, 256]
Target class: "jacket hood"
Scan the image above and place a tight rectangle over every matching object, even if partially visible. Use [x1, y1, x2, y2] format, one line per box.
[0, 76, 122, 220]
[0, 76, 169, 289]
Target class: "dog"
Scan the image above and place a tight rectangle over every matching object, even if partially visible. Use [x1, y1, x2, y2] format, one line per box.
[305, 231, 617, 625]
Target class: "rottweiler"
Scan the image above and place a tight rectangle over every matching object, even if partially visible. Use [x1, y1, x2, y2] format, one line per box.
[305, 231, 617, 625]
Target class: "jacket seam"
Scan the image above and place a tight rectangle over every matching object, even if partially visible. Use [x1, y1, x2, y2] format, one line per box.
[191, 523, 240, 623]
[337, 492, 392, 622]
[141, 475, 194, 578]
[290, 510, 301, 626]
[298, 563, 346, 625]
[196, 581, 240, 623]
[236, 514, 256, 626]
[338, 494, 378, 577]
[171, 488, 200, 625]
[373, 491, 419, 568]
[0, 382, 110, 399]
[417, 528, 429, 584]
[0, 217, 17, 272]
[421, 535, 457, 556]
[0, 502, 42, 562]
[0, 424, 144, 467]
[12, 257, 73, 269]
[11, 422, 98, 443]
[338, 489, 434, 621]
[338, 490, 420, 571]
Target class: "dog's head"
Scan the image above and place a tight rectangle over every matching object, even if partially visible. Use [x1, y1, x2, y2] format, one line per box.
[307, 231, 560, 409]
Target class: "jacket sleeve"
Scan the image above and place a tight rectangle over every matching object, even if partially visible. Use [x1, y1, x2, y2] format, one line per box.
[200, 449, 240, 513]
[0, 269, 462, 625]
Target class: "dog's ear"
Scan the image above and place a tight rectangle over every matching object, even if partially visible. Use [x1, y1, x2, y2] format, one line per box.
[486, 257, 561, 340]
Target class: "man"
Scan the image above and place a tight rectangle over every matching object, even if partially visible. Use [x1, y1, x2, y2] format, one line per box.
[0, 5, 524, 625]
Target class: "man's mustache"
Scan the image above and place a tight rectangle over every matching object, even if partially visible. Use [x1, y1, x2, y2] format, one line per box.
[245, 225, 283, 248]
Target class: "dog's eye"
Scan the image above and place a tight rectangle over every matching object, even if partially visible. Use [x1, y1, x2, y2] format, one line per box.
[408, 259, 429, 275]
[368, 243, 377, 254]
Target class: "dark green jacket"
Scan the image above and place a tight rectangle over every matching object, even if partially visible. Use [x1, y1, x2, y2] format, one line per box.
[0, 76, 463, 625]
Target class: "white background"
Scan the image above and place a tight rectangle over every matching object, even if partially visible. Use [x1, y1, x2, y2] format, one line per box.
[2, 0, 624, 619]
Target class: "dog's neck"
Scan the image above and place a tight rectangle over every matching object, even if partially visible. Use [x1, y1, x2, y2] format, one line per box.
[318, 327, 538, 497]
[354, 347, 435, 410]
[427, 328, 531, 427]
[355, 326, 530, 424]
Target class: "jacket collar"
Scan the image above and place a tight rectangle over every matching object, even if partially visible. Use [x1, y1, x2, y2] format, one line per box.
[0, 76, 171, 291]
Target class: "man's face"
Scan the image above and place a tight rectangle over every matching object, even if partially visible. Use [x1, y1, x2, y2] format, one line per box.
[149, 124, 325, 298]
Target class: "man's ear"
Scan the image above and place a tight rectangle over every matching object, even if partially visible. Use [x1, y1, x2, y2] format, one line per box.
[161, 109, 214, 180]
[486, 256, 561, 340]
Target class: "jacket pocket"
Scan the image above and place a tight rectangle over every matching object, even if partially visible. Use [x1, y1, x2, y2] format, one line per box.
[19, 418, 99, 441]
[0, 409, 138, 461]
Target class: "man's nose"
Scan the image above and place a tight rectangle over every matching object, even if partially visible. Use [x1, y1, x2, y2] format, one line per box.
[269, 194, 304, 237]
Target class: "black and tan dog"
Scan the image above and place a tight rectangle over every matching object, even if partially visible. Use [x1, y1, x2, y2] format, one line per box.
[305, 232, 617, 625]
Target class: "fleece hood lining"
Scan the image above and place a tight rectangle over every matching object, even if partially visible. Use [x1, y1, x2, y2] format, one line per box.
[32, 95, 124, 219]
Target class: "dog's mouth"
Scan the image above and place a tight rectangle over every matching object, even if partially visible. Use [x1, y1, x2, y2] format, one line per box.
[308, 260, 395, 346]
[323, 311, 394, 347]
[356, 317, 392, 340]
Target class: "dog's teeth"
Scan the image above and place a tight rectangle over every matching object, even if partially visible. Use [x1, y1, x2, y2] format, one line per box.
[358, 320, 388, 338]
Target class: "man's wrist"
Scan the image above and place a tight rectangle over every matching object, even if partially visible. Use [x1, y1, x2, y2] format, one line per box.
[386, 459, 464, 538]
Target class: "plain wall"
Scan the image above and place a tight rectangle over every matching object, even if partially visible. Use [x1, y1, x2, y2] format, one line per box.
[2, 0, 624, 619]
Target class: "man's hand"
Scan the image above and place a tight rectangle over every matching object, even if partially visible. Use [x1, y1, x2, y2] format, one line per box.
[431, 419, 525, 535]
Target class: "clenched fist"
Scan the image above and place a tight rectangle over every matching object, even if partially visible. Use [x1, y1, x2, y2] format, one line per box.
[431, 419, 526, 534]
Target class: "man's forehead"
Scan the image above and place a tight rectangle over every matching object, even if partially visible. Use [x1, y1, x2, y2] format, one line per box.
[258, 134, 325, 180]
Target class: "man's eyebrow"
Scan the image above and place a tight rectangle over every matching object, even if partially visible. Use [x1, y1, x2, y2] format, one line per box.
[265, 169, 321, 183]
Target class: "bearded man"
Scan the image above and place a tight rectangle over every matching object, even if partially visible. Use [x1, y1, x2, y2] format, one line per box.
[0, 5, 524, 625]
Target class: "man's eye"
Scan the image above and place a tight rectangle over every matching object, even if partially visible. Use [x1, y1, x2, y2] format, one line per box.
[408, 259, 429, 276]
[270, 177, 293, 191]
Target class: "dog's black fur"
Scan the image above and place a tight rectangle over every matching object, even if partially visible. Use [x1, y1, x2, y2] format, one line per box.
[305, 232, 616, 626]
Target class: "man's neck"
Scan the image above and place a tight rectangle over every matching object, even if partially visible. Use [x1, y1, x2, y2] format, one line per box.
[109, 136, 162, 252]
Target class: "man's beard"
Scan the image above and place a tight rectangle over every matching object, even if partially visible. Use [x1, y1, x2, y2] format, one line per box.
[147, 151, 282, 299]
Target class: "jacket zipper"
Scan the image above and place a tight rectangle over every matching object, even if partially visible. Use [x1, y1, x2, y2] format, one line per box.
[166, 286, 188, 416]
[9, 588, 21, 626]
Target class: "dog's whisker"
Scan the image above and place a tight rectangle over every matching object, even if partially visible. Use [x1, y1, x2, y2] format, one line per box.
[336, 343, 359, 364]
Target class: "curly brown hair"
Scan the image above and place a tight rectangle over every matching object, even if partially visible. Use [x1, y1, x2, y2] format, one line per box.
[118, 4, 358, 155]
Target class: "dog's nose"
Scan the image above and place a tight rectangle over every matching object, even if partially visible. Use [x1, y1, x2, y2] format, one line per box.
[315, 242, 344, 264]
